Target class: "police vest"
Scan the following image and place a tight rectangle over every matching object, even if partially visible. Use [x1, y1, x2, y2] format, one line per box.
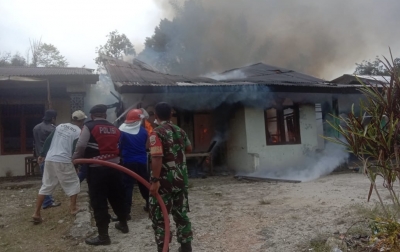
[84, 119, 121, 160]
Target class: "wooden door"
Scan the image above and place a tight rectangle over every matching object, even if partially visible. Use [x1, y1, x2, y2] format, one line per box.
[193, 113, 214, 152]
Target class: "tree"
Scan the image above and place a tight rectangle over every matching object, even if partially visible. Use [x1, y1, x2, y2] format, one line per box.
[10, 53, 26, 66]
[0, 52, 27, 66]
[36, 43, 68, 67]
[0, 52, 11, 67]
[28, 39, 68, 67]
[354, 56, 400, 75]
[95, 30, 136, 67]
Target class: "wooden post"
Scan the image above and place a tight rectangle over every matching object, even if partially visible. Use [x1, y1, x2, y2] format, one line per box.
[47, 79, 52, 109]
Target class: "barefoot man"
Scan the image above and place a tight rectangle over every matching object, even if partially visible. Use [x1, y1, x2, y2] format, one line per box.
[32, 110, 87, 223]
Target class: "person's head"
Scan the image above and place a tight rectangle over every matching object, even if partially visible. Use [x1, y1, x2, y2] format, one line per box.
[125, 109, 144, 124]
[71, 110, 87, 128]
[89, 104, 107, 120]
[43, 110, 57, 124]
[154, 102, 172, 121]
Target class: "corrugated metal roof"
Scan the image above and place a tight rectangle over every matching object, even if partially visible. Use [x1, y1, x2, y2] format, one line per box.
[0, 66, 96, 76]
[331, 74, 390, 84]
[217, 62, 325, 84]
[103, 56, 359, 92]
[102, 55, 216, 85]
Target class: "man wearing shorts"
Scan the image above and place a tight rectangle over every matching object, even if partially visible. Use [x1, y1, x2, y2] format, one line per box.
[31, 110, 87, 223]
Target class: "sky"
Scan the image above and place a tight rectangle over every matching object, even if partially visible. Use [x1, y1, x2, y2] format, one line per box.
[0, 0, 398, 80]
[0, 0, 163, 70]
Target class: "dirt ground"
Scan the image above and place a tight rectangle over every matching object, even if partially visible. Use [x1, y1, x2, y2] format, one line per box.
[0, 172, 388, 252]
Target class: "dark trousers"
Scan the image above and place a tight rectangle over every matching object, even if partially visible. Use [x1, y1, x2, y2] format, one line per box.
[122, 162, 150, 215]
[87, 166, 127, 230]
[78, 164, 88, 183]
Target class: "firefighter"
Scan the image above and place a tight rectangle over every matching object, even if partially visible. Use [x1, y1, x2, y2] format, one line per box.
[72, 104, 128, 246]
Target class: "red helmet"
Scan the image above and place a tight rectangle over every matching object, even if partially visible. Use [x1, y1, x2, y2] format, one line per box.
[125, 109, 144, 124]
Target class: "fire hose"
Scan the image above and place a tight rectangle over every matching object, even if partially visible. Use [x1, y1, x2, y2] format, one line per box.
[73, 159, 170, 252]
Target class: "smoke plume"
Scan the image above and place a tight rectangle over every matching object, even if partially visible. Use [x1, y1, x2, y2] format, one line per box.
[238, 142, 349, 182]
[84, 74, 120, 122]
[144, 0, 400, 79]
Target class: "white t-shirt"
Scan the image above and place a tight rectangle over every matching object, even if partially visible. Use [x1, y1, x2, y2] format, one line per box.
[46, 123, 81, 163]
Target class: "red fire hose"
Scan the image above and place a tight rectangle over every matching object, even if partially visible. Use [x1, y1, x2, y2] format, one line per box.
[73, 159, 170, 252]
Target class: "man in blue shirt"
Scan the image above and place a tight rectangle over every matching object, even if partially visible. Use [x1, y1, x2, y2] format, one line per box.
[119, 109, 150, 220]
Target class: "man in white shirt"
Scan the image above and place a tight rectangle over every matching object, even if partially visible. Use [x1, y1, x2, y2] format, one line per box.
[32, 110, 87, 224]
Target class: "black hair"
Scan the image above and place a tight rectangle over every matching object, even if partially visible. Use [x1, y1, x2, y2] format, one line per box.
[155, 102, 172, 121]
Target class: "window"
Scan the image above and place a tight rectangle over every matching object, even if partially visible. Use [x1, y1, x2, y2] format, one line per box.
[1, 104, 45, 155]
[265, 104, 301, 145]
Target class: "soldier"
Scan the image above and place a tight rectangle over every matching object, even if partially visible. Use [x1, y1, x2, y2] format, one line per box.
[149, 102, 193, 252]
[72, 104, 128, 246]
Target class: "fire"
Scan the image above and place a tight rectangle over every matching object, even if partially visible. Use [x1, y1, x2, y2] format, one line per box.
[145, 120, 153, 136]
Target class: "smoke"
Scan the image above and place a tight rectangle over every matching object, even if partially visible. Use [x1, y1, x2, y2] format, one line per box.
[158, 84, 273, 111]
[238, 142, 349, 182]
[84, 74, 120, 122]
[203, 70, 246, 81]
[143, 0, 400, 79]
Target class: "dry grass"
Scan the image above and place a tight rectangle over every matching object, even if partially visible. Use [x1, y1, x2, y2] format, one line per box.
[0, 183, 80, 252]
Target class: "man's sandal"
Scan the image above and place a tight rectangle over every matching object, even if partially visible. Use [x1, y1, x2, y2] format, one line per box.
[31, 217, 43, 224]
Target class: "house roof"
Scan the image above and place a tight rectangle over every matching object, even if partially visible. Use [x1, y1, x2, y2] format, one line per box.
[102, 55, 216, 86]
[331, 74, 390, 84]
[0, 66, 96, 76]
[216, 63, 325, 85]
[102, 56, 359, 94]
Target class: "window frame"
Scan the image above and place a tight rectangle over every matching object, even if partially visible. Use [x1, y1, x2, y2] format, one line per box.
[1, 105, 45, 155]
[264, 104, 301, 145]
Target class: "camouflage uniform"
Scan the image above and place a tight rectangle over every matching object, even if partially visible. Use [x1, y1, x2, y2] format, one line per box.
[149, 121, 193, 249]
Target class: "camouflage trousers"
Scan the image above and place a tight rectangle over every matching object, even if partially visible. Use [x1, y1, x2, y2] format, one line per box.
[149, 189, 193, 247]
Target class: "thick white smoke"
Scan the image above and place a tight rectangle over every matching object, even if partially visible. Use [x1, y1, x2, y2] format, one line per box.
[84, 74, 119, 122]
[238, 142, 349, 182]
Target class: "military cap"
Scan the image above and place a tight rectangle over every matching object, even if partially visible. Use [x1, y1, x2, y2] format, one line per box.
[89, 104, 108, 114]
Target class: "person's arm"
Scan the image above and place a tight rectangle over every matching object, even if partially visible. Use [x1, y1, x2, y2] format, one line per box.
[33, 128, 41, 157]
[183, 131, 192, 154]
[72, 138, 79, 155]
[72, 125, 90, 160]
[145, 135, 150, 149]
[149, 132, 163, 196]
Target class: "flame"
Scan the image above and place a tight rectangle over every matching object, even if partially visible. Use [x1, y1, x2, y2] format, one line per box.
[145, 120, 153, 136]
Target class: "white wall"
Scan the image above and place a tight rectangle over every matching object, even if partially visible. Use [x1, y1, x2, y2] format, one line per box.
[0, 154, 31, 176]
[227, 104, 319, 172]
[226, 108, 254, 172]
[0, 97, 70, 177]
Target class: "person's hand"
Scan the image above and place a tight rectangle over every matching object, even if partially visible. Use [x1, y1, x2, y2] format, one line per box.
[38, 156, 45, 164]
[150, 181, 160, 196]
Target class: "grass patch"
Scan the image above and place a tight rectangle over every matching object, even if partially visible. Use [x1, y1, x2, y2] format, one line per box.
[352, 203, 383, 220]
[307, 234, 331, 252]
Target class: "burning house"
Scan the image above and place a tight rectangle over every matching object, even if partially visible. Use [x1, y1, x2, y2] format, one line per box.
[102, 56, 360, 181]
[0, 67, 99, 177]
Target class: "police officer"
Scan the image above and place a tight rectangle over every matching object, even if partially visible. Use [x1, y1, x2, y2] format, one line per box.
[149, 102, 193, 252]
[72, 104, 128, 246]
